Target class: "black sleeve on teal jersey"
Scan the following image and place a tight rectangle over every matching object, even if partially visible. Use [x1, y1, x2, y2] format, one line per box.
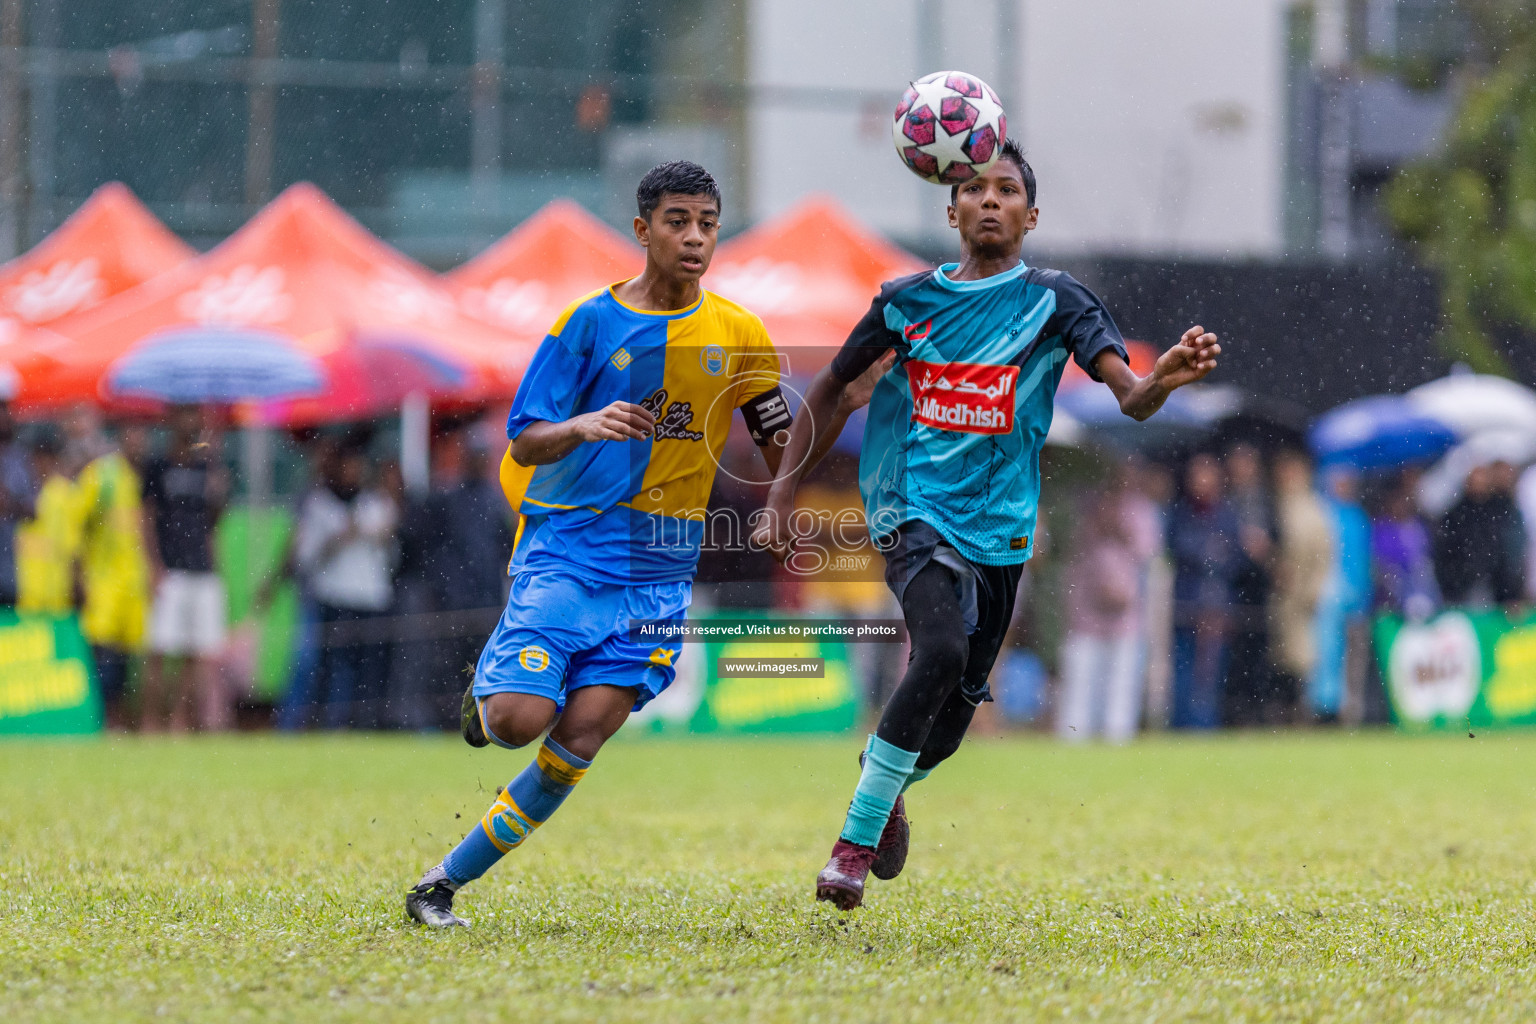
[1035, 270, 1129, 382]
[829, 271, 930, 383]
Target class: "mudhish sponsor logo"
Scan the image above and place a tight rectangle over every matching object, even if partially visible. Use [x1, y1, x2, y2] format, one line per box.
[913, 397, 1010, 430]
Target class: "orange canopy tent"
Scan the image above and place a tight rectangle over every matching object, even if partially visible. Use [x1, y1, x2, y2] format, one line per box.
[0, 183, 191, 392]
[447, 198, 642, 340]
[707, 196, 927, 367]
[20, 183, 534, 420]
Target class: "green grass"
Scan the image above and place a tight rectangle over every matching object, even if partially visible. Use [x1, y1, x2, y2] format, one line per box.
[4, 730, 1536, 1022]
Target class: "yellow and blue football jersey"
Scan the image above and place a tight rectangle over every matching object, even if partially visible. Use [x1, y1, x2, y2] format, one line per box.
[500, 284, 781, 584]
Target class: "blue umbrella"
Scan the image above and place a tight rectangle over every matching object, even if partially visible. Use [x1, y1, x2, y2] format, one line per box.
[1309, 395, 1457, 470]
[105, 326, 326, 403]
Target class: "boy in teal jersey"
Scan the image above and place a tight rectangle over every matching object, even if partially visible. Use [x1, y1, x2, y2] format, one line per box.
[405, 162, 871, 928]
[760, 138, 1223, 910]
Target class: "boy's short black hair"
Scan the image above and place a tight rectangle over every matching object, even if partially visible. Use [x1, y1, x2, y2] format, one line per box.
[636, 161, 722, 221]
[950, 137, 1036, 207]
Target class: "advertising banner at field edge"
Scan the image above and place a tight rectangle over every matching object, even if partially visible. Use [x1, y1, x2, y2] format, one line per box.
[0, 612, 101, 735]
[628, 614, 861, 735]
[1375, 609, 1536, 730]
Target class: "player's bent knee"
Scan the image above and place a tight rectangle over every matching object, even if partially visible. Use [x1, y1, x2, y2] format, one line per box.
[912, 632, 969, 682]
[481, 694, 555, 749]
[916, 734, 963, 771]
[547, 720, 613, 762]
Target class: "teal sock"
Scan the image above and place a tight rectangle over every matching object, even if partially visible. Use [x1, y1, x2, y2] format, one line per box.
[900, 766, 932, 795]
[840, 735, 920, 847]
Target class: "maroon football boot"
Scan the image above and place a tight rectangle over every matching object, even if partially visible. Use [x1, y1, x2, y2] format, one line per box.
[815, 839, 879, 911]
[855, 749, 912, 881]
[871, 793, 910, 880]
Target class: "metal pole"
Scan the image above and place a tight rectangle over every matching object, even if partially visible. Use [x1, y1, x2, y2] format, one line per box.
[0, 0, 24, 260]
[25, 0, 57, 246]
[401, 391, 430, 497]
[1314, 0, 1351, 259]
[245, 0, 280, 208]
[915, 0, 943, 244]
[470, 0, 505, 223]
[916, 0, 942, 72]
[242, 425, 272, 508]
[996, 0, 1020, 126]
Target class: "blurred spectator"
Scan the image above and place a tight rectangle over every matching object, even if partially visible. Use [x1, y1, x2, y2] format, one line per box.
[1222, 443, 1275, 727]
[0, 400, 34, 609]
[71, 413, 152, 731]
[387, 463, 441, 730]
[1168, 453, 1242, 729]
[274, 437, 338, 731]
[1372, 473, 1440, 619]
[141, 407, 229, 731]
[387, 432, 510, 729]
[431, 437, 512, 702]
[1137, 461, 1177, 728]
[1268, 450, 1334, 724]
[61, 403, 109, 475]
[1435, 461, 1526, 609]
[1056, 471, 1159, 743]
[15, 431, 75, 616]
[1518, 463, 1536, 603]
[294, 443, 398, 729]
[1314, 468, 1373, 723]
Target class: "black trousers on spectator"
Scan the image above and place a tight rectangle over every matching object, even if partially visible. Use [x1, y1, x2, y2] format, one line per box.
[318, 603, 391, 729]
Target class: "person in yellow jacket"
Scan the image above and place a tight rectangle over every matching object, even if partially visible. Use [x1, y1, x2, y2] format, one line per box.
[15, 433, 78, 617]
[73, 428, 152, 730]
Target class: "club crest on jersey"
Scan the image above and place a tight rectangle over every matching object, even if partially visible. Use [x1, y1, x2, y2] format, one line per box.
[1005, 308, 1032, 340]
[903, 319, 932, 341]
[518, 646, 550, 672]
[609, 347, 633, 370]
[640, 388, 704, 441]
[907, 358, 1018, 435]
[699, 344, 726, 376]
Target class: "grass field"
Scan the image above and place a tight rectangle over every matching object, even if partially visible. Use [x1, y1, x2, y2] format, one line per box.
[5, 729, 1536, 1022]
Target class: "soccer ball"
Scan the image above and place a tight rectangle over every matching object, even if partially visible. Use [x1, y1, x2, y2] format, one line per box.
[892, 71, 1007, 185]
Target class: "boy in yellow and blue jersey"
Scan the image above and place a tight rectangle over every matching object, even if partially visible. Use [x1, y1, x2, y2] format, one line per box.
[406, 161, 871, 928]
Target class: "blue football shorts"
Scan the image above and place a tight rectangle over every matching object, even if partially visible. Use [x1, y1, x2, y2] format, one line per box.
[473, 570, 691, 712]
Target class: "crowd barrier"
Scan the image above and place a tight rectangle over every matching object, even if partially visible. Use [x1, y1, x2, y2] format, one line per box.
[1377, 609, 1536, 730]
[0, 612, 99, 735]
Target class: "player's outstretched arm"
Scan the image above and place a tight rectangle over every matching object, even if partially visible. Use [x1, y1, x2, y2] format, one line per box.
[510, 401, 656, 465]
[754, 351, 892, 561]
[755, 369, 849, 561]
[1095, 326, 1221, 422]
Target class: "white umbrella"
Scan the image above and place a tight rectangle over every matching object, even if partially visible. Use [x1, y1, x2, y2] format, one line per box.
[1406, 372, 1536, 438]
[1417, 429, 1536, 517]
[1046, 407, 1085, 447]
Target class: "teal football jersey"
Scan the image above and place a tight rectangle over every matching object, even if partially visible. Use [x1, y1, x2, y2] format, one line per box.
[830, 261, 1128, 565]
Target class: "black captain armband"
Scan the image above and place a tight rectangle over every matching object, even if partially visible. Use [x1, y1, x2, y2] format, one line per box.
[740, 385, 793, 446]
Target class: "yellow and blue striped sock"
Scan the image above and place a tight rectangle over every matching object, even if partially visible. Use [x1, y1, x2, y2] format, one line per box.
[441, 736, 592, 886]
[839, 735, 920, 848]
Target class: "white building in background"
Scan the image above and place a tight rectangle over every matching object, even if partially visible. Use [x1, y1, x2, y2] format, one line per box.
[747, 0, 1293, 258]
